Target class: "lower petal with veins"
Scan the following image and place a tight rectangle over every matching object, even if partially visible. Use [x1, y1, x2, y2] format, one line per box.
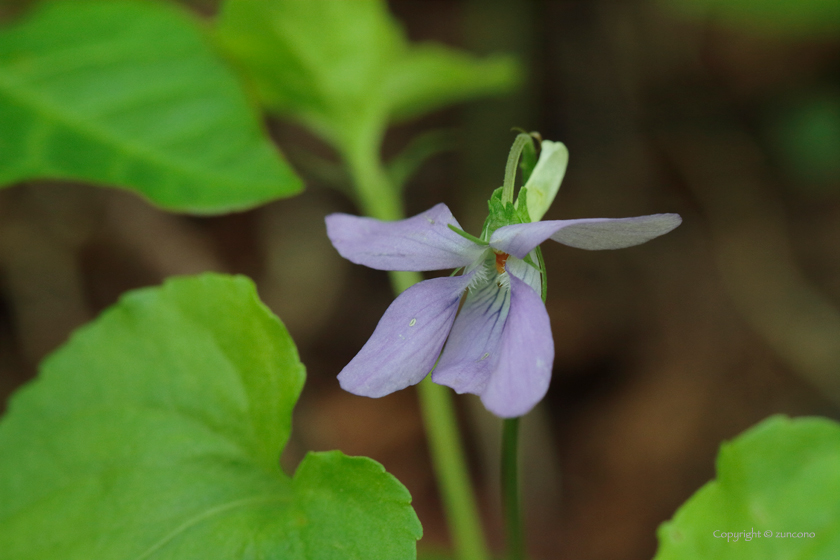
[433, 278, 510, 395]
[480, 274, 554, 418]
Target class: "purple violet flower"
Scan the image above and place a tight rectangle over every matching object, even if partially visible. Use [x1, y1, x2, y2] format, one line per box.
[326, 203, 681, 418]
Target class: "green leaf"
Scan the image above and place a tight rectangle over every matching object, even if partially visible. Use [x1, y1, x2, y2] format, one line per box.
[215, 0, 519, 151]
[0, 274, 422, 559]
[654, 415, 840, 560]
[383, 45, 520, 123]
[0, 0, 302, 214]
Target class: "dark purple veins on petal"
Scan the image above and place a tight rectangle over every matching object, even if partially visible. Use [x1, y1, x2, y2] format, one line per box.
[433, 278, 511, 395]
[480, 274, 554, 418]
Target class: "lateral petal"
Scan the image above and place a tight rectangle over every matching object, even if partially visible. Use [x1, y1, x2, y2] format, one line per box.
[433, 278, 511, 395]
[337, 274, 472, 398]
[490, 213, 682, 257]
[326, 203, 486, 271]
[505, 253, 542, 296]
[480, 274, 554, 418]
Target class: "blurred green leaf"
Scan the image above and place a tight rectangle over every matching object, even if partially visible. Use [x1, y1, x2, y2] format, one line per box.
[387, 129, 456, 191]
[0, 0, 302, 214]
[418, 551, 456, 560]
[654, 415, 840, 560]
[768, 92, 840, 190]
[0, 274, 422, 559]
[215, 0, 519, 152]
[384, 45, 519, 123]
[661, 0, 840, 38]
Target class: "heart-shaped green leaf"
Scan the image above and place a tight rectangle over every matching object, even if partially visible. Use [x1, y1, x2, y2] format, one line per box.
[215, 0, 519, 151]
[655, 415, 840, 560]
[0, 274, 422, 559]
[0, 1, 302, 213]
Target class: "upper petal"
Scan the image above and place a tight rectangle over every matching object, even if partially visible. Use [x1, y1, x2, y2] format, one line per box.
[490, 214, 682, 257]
[480, 274, 554, 418]
[337, 274, 472, 398]
[489, 219, 571, 258]
[326, 203, 486, 271]
[432, 277, 511, 395]
[548, 214, 683, 250]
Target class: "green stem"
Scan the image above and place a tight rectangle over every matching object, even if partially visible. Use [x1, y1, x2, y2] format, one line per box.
[502, 417, 524, 560]
[502, 133, 533, 205]
[343, 130, 490, 560]
[418, 377, 488, 560]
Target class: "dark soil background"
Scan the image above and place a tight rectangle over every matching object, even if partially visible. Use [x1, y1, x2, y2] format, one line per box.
[2, 1, 839, 559]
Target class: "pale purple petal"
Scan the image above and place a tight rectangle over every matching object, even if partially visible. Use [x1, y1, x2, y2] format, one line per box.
[489, 220, 571, 258]
[548, 214, 682, 250]
[338, 274, 472, 397]
[433, 278, 511, 395]
[505, 253, 541, 296]
[480, 274, 554, 418]
[490, 213, 682, 257]
[326, 203, 486, 271]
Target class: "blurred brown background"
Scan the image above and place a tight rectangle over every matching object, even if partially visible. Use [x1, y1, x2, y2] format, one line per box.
[1, 1, 839, 559]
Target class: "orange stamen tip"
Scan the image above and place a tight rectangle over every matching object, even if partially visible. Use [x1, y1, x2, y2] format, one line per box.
[494, 251, 510, 274]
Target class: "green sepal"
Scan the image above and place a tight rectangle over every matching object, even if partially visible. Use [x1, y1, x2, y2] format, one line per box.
[535, 245, 547, 302]
[481, 187, 514, 240]
[522, 245, 548, 302]
[514, 187, 532, 223]
[447, 224, 488, 246]
[481, 186, 533, 241]
[517, 133, 538, 184]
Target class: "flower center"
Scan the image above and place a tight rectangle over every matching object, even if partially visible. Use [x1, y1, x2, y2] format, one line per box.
[494, 250, 510, 274]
